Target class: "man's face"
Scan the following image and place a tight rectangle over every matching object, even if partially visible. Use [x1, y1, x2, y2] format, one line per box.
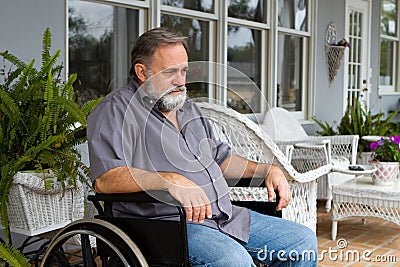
[143, 43, 188, 112]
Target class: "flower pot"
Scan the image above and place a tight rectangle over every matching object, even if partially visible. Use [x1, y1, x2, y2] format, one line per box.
[370, 161, 399, 186]
[6, 171, 84, 236]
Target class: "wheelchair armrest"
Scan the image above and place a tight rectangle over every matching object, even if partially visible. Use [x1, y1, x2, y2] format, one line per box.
[226, 178, 282, 218]
[88, 190, 182, 217]
[88, 190, 180, 205]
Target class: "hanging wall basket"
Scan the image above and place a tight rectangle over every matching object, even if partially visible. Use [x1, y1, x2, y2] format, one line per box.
[325, 23, 347, 85]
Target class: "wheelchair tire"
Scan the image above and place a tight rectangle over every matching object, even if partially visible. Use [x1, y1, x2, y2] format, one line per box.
[40, 218, 149, 267]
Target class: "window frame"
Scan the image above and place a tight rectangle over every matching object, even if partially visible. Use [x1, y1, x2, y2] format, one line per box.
[67, 0, 316, 121]
[379, 0, 400, 95]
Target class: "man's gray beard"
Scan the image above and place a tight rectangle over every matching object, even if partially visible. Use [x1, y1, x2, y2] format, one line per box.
[144, 82, 187, 112]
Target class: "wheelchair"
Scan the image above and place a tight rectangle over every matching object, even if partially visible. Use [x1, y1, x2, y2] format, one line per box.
[40, 182, 281, 266]
[39, 127, 282, 266]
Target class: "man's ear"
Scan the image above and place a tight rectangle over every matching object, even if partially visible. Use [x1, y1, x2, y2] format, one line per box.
[134, 63, 147, 83]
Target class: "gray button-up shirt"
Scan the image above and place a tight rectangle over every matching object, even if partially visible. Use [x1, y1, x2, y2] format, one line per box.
[87, 80, 250, 242]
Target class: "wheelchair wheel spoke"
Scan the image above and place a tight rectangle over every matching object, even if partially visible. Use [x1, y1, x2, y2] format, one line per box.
[81, 234, 96, 267]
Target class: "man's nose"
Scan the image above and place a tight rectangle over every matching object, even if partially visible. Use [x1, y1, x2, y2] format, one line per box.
[173, 71, 186, 86]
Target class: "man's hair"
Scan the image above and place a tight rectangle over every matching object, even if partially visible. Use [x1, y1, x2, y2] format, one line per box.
[129, 27, 189, 82]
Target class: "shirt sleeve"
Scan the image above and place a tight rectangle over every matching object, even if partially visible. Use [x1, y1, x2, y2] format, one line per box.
[86, 98, 137, 181]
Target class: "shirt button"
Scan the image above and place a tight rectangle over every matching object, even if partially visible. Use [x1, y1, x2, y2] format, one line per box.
[212, 178, 216, 182]
[149, 100, 154, 104]
[220, 207, 224, 211]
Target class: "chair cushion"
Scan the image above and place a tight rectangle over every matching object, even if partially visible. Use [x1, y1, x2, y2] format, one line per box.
[261, 107, 308, 141]
[331, 155, 350, 168]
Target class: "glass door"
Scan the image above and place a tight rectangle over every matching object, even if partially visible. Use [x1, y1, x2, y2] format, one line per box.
[345, 0, 371, 109]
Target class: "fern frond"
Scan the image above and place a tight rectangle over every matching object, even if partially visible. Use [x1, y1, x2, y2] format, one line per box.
[41, 71, 54, 139]
[54, 96, 86, 125]
[0, 242, 30, 267]
[64, 73, 77, 100]
[0, 51, 26, 73]
[0, 90, 23, 126]
[41, 27, 52, 66]
[81, 97, 103, 118]
[40, 50, 61, 79]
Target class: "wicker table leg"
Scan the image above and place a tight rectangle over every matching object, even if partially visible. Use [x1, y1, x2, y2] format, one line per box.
[331, 220, 338, 241]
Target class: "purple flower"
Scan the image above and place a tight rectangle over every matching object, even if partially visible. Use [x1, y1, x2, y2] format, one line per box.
[370, 142, 378, 150]
[394, 135, 400, 144]
[377, 138, 385, 146]
[369, 136, 400, 162]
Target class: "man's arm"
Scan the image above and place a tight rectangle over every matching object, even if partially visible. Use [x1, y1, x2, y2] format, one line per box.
[94, 166, 212, 223]
[220, 154, 291, 210]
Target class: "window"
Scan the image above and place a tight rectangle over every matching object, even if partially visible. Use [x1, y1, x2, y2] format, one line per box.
[160, 14, 211, 99]
[227, 25, 262, 113]
[380, 0, 399, 94]
[68, 0, 141, 102]
[68, 0, 314, 118]
[161, 0, 214, 13]
[277, 0, 309, 114]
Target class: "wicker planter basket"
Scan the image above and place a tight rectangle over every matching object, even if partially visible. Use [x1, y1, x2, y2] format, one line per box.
[371, 161, 399, 186]
[6, 171, 84, 236]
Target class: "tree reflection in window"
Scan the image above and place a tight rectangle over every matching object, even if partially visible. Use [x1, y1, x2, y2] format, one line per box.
[228, 0, 267, 23]
[161, 0, 214, 13]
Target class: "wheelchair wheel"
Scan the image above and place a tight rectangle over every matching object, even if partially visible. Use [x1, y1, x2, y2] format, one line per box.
[40, 218, 149, 267]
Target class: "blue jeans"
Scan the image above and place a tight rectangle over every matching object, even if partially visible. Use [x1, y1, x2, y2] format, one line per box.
[187, 210, 318, 267]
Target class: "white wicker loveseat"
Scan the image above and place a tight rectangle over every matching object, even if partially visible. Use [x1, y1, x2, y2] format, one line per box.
[197, 102, 332, 232]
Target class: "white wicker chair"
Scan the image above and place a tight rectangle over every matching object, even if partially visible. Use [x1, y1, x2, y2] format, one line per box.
[196, 102, 332, 233]
[261, 107, 359, 212]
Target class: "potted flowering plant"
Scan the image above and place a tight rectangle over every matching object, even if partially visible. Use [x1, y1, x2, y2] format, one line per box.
[369, 136, 400, 186]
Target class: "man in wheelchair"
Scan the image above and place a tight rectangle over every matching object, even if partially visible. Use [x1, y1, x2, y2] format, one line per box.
[86, 27, 317, 266]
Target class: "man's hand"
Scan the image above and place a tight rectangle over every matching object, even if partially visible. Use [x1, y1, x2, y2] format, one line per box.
[264, 165, 291, 210]
[160, 172, 212, 223]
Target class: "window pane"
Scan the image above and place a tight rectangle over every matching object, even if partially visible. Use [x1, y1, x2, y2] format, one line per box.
[161, 14, 210, 98]
[380, 39, 395, 86]
[68, 0, 139, 102]
[227, 25, 262, 114]
[228, 0, 267, 23]
[277, 34, 305, 112]
[278, 0, 308, 31]
[161, 0, 214, 13]
[381, 0, 397, 36]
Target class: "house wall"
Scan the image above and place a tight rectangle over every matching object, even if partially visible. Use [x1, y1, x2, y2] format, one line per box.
[0, 0, 66, 246]
[309, 0, 400, 135]
[310, 0, 347, 134]
[0, 0, 66, 78]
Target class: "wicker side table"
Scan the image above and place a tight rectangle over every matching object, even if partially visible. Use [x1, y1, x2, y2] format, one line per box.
[331, 176, 400, 240]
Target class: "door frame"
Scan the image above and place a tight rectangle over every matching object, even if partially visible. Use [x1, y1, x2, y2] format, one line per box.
[344, 0, 372, 111]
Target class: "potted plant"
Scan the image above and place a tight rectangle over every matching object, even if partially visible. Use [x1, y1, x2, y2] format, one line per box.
[313, 98, 398, 161]
[0, 28, 101, 265]
[368, 136, 400, 186]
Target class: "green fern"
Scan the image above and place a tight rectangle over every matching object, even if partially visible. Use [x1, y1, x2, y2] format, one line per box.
[0, 27, 102, 261]
[0, 242, 30, 267]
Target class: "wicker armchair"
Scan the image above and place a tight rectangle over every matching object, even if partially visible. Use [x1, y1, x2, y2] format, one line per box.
[196, 102, 332, 233]
[261, 107, 359, 212]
